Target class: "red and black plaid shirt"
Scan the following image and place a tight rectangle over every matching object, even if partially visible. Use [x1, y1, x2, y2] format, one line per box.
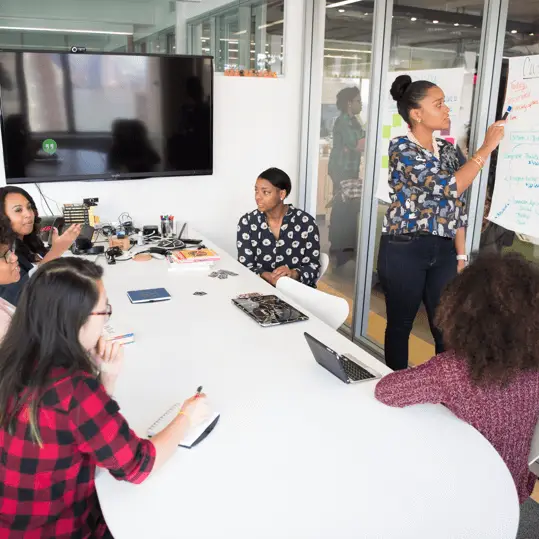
[0, 368, 156, 538]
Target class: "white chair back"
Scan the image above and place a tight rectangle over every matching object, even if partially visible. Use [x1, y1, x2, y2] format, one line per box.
[529, 416, 539, 476]
[276, 276, 349, 330]
[319, 253, 330, 280]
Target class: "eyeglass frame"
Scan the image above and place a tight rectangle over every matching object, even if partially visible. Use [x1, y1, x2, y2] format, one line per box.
[0, 247, 14, 263]
[90, 303, 113, 321]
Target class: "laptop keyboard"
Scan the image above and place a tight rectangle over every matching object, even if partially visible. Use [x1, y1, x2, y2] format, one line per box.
[341, 358, 375, 381]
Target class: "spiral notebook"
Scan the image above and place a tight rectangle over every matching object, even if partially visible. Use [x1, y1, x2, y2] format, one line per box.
[147, 403, 220, 449]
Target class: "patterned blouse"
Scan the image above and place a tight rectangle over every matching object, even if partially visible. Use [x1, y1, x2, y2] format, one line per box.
[382, 136, 467, 239]
[237, 206, 321, 287]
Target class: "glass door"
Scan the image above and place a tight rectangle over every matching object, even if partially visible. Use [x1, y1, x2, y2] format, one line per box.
[313, 1, 375, 331]
[361, 0, 485, 365]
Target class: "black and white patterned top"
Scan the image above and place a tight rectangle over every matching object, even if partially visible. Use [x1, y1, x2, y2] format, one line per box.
[237, 205, 321, 287]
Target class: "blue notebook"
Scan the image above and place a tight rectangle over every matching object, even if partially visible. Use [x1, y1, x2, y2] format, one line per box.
[127, 288, 171, 304]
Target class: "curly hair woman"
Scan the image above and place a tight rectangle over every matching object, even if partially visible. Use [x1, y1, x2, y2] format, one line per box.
[375, 252, 539, 503]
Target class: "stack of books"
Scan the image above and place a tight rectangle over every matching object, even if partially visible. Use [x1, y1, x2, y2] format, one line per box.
[167, 248, 220, 272]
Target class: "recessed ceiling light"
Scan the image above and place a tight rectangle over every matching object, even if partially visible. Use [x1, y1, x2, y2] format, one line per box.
[0, 25, 132, 36]
[454, 23, 459, 27]
[411, 17, 417, 21]
[433, 20, 439, 24]
[511, 30, 517, 34]
[338, 8, 345, 12]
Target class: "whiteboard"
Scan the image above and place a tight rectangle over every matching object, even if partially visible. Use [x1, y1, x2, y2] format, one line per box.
[488, 55, 539, 235]
[376, 68, 468, 202]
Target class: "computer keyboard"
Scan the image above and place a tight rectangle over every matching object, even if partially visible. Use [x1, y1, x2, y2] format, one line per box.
[341, 358, 375, 381]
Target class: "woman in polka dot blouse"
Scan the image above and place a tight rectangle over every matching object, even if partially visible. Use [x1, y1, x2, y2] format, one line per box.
[237, 168, 321, 287]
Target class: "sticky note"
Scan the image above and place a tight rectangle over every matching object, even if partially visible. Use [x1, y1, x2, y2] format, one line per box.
[382, 125, 391, 139]
[392, 114, 402, 128]
[381, 155, 389, 169]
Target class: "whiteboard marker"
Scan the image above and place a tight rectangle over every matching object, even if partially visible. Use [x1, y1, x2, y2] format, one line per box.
[502, 105, 512, 120]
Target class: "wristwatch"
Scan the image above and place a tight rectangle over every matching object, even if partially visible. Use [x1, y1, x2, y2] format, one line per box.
[456, 254, 468, 262]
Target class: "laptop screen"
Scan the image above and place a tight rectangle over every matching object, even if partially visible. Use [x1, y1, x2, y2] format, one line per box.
[304, 332, 348, 383]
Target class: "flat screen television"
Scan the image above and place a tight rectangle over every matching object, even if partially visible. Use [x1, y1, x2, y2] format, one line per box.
[0, 50, 213, 184]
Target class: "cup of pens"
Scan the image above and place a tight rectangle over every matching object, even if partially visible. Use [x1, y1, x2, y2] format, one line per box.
[160, 215, 174, 238]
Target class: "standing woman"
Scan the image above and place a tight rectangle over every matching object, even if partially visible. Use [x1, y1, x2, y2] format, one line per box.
[378, 75, 506, 370]
[328, 87, 366, 268]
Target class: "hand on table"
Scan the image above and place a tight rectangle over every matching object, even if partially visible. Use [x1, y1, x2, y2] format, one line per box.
[92, 337, 125, 376]
[271, 265, 299, 281]
[261, 267, 298, 287]
[180, 394, 210, 428]
[261, 271, 279, 287]
[51, 224, 82, 253]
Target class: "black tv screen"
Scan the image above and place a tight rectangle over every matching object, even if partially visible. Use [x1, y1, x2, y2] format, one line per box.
[0, 50, 213, 183]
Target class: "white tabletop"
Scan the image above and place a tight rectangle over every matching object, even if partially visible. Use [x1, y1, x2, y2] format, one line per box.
[95, 236, 520, 539]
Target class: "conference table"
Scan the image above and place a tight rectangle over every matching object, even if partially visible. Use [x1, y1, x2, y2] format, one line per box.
[94, 234, 520, 539]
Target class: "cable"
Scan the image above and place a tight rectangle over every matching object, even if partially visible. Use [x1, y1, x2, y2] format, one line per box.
[34, 183, 54, 216]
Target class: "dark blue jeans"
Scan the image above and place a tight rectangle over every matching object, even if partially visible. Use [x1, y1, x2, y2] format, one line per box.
[377, 233, 457, 371]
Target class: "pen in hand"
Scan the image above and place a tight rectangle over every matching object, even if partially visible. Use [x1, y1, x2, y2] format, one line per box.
[195, 385, 203, 398]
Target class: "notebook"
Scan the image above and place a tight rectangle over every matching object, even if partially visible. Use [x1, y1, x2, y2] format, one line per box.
[147, 404, 220, 449]
[172, 248, 220, 264]
[127, 288, 171, 304]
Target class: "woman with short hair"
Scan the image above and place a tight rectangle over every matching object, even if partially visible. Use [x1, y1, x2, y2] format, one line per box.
[237, 167, 321, 287]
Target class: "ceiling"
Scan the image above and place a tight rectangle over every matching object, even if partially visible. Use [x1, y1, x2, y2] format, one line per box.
[325, 0, 539, 54]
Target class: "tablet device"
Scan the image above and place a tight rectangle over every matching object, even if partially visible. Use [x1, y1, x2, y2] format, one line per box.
[127, 288, 171, 304]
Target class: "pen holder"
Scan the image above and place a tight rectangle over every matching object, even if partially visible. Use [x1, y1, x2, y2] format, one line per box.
[161, 219, 173, 238]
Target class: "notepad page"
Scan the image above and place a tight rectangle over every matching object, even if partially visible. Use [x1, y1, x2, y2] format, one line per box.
[147, 403, 219, 448]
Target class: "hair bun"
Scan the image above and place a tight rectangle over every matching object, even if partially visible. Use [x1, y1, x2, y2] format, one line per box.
[390, 75, 412, 102]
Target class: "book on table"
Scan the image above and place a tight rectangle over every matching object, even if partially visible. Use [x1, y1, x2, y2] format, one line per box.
[171, 248, 220, 264]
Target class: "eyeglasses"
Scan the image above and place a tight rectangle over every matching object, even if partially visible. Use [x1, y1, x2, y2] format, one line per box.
[0, 248, 13, 263]
[91, 303, 112, 323]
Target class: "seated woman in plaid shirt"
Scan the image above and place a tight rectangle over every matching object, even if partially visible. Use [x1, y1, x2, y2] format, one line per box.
[0, 258, 209, 538]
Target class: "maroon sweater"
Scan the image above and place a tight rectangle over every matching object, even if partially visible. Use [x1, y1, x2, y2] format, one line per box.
[375, 351, 539, 502]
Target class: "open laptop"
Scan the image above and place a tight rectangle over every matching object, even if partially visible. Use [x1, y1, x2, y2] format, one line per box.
[304, 332, 382, 384]
[232, 294, 308, 327]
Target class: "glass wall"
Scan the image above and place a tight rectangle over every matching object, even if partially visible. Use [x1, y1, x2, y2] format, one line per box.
[187, 0, 285, 74]
[477, 1, 539, 264]
[303, 0, 538, 364]
[314, 2, 374, 330]
[365, 0, 484, 365]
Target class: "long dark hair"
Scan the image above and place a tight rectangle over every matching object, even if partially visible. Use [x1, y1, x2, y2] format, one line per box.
[436, 253, 539, 387]
[0, 186, 48, 263]
[0, 257, 103, 444]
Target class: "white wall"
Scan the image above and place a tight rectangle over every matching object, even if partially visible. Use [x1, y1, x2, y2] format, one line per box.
[0, 0, 306, 257]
